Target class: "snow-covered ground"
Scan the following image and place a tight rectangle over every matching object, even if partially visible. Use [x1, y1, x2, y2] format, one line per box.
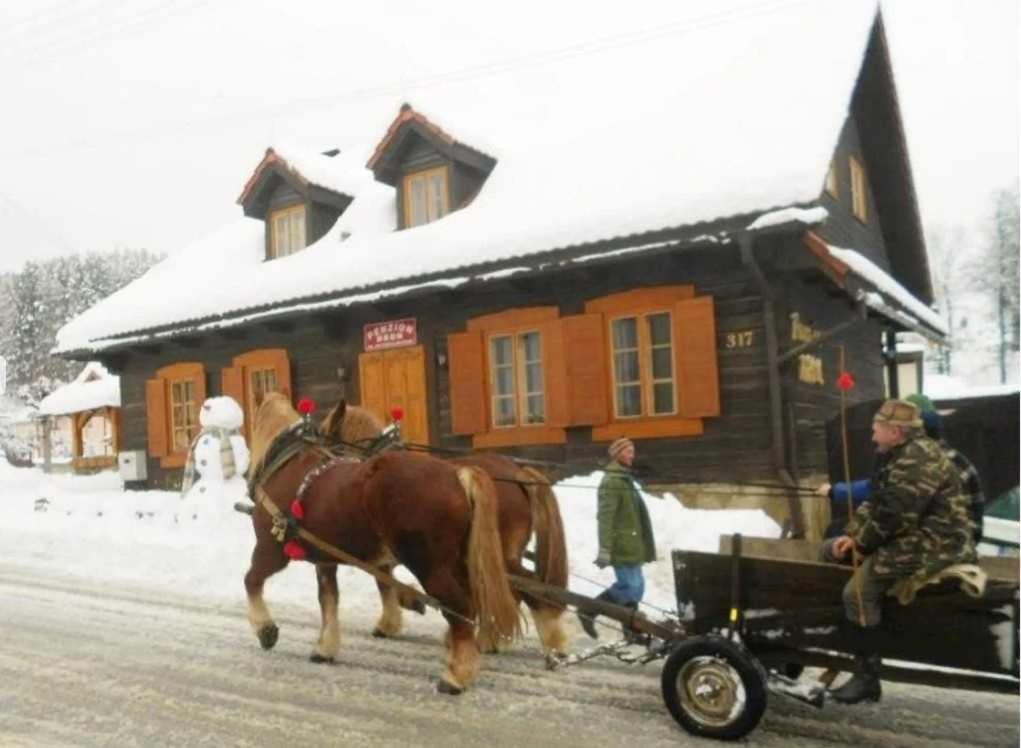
[3, 460, 779, 620]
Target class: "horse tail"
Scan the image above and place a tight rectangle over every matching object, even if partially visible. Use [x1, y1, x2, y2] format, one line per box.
[456, 466, 523, 645]
[519, 466, 569, 596]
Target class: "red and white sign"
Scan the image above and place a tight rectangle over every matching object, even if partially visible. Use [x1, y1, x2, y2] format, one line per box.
[364, 318, 417, 352]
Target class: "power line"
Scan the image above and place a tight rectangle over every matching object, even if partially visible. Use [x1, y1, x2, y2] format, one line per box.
[1, 0, 813, 161]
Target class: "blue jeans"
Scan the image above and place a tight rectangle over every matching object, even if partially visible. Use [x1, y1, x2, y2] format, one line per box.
[604, 564, 645, 605]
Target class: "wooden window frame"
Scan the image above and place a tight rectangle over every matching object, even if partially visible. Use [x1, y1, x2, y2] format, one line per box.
[824, 159, 838, 198]
[169, 376, 200, 455]
[849, 155, 868, 223]
[463, 307, 566, 448]
[221, 349, 292, 443]
[71, 406, 120, 472]
[269, 203, 307, 258]
[607, 310, 678, 421]
[148, 362, 206, 469]
[487, 329, 546, 430]
[402, 165, 450, 228]
[585, 286, 707, 441]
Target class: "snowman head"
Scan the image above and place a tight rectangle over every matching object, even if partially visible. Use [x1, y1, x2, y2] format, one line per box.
[199, 396, 244, 430]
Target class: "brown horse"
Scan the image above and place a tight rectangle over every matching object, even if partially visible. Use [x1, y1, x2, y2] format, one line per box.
[320, 400, 570, 657]
[245, 393, 522, 693]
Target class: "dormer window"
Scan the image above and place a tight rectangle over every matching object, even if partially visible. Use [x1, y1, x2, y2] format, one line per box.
[270, 204, 306, 257]
[403, 166, 449, 228]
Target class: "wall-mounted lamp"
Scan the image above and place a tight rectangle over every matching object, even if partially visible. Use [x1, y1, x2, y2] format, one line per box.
[336, 365, 349, 382]
[436, 352, 447, 369]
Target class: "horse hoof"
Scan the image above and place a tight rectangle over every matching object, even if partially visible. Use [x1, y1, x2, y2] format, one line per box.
[309, 653, 335, 664]
[371, 627, 390, 638]
[257, 623, 279, 650]
[409, 600, 426, 615]
[436, 679, 464, 696]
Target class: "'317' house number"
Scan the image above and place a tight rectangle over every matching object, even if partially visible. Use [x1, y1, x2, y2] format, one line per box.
[725, 330, 754, 348]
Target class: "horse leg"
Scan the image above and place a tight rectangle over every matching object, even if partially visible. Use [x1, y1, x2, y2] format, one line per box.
[244, 540, 289, 650]
[529, 605, 569, 658]
[311, 563, 340, 663]
[422, 569, 479, 694]
[373, 563, 404, 638]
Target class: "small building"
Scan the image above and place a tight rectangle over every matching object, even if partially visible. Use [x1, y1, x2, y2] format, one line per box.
[53, 3, 946, 537]
[37, 362, 121, 473]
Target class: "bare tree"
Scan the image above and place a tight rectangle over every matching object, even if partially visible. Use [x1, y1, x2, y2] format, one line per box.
[926, 222, 971, 374]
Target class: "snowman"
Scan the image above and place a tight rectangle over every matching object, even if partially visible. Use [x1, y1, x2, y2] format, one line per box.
[180, 396, 250, 518]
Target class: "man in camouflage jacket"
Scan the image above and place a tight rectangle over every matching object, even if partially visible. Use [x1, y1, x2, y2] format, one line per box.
[827, 398, 975, 704]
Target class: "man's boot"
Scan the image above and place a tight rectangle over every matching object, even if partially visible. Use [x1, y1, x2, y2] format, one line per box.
[830, 624, 882, 704]
[577, 591, 613, 639]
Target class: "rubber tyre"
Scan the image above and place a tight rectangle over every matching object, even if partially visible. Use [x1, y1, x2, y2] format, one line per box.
[660, 635, 767, 741]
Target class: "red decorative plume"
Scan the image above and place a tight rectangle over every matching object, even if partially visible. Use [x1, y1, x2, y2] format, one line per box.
[390, 405, 405, 422]
[283, 539, 306, 560]
[836, 372, 856, 391]
[289, 499, 305, 520]
[297, 397, 317, 415]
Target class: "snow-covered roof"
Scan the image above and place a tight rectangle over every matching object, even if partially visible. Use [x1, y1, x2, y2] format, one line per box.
[38, 362, 120, 416]
[825, 243, 947, 336]
[56, 0, 882, 354]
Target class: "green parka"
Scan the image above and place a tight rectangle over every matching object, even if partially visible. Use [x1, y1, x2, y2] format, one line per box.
[597, 461, 657, 565]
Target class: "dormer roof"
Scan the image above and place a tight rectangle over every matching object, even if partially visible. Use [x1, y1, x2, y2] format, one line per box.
[367, 103, 497, 186]
[237, 145, 355, 219]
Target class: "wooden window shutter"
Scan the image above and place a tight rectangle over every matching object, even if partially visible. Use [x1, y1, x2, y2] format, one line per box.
[561, 313, 609, 426]
[540, 319, 569, 427]
[221, 365, 244, 408]
[145, 377, 168, 457]
[674, 296, 721, 418]
[447, 330, 486, 435]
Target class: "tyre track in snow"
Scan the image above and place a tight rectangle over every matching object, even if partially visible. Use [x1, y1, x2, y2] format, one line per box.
[0, 565, 1017, 746]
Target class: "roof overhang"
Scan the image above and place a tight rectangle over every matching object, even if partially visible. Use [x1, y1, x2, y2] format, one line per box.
[367, 103, 496, 186]
[802, 230, 947, 343]
[237, 149, 352, 219]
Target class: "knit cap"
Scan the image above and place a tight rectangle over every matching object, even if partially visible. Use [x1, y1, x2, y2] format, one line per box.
[608, 437, 634, 461]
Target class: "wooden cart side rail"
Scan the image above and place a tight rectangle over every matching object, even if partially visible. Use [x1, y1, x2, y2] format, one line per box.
[718, 536, 1020, 584]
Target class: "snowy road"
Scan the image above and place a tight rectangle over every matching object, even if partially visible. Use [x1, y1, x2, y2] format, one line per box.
[1, 563, 1018, 748]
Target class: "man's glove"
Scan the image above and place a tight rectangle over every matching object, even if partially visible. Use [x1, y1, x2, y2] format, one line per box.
[594, 549, 611, 569]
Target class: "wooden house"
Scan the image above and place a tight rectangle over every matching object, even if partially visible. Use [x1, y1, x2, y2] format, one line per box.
[54, 3, 945, 537]
[37, 362, 121, 473]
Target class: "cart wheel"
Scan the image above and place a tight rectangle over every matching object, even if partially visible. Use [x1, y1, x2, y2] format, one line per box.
[660, 635, 767, 741]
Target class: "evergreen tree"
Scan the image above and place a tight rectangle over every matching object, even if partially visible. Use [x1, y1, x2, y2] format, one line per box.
[11, 261, 47, 385]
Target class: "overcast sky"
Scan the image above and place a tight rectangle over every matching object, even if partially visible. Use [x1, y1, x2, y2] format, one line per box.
[0, 0, 1016, 273]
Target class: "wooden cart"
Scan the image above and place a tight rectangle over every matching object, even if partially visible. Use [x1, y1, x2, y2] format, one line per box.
[535, 536, 1019, 741]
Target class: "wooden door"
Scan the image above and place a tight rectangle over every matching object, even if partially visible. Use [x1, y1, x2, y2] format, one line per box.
[358, 345, 430, 446]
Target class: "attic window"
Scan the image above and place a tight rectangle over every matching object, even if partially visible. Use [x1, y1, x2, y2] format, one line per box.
[403, 166, 449, 228]
[270, 204, 306, 257]
[849, 156, 868, 222]
[825, 160, 838, 197]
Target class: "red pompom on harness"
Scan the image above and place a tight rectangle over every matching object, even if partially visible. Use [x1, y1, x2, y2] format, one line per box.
[390, 405, 404, 422]
[836, 371, 856, 391]
[289, 499, 305, 520]
[297, 397, 317, 415]
[283, 539, 306, 560]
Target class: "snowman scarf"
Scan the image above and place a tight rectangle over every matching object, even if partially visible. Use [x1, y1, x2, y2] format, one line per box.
[180, 427, 240, 495]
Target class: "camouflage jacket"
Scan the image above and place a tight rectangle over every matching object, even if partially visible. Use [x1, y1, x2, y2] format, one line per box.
[597, 462, 657, 565]
[846, 434, 976, 579]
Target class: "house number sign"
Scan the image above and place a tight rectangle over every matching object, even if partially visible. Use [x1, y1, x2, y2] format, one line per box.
[364, 318, 417, 352]
[725, 330, 754, 348]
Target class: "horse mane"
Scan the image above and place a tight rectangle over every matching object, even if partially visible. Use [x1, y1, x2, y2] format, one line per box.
[248, 392, 301, 478]
[320, 400, 384, 448]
